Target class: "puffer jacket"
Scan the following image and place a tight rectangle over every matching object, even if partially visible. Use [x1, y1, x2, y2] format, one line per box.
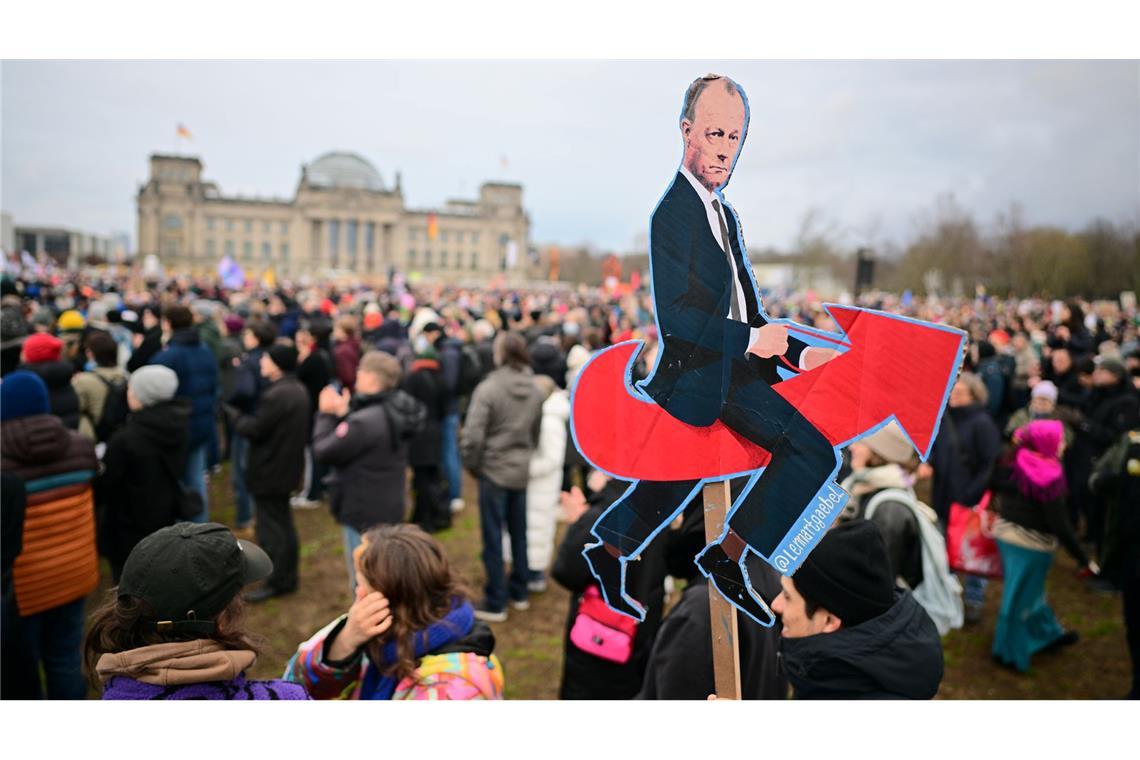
[1, 413, 99, 616]
[507, 389, 570, 572]
[19, 360, 80, 430]
[285, 613, 503, 700]
[780, 590, 944, 699]
[460, 365, 544, 490]
[313, 390, 425, 532]
[151, 328, 219, 447]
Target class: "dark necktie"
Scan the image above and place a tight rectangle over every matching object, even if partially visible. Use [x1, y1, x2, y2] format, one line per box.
[711, 199, 742, 321]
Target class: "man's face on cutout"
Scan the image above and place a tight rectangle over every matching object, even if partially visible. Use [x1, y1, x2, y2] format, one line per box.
[682, 83, 746, 192]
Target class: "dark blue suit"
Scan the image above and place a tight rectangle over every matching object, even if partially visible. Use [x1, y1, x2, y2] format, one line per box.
[592, 173, 837, 564]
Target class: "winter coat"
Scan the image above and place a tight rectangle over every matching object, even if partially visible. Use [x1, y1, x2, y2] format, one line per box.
[1079, 382, 1140, 458]
[19, 360, 80, 430]
[216, 335, 243, 404]
[435, 336, 464, 415]
[150, 328, 219, 447]
[71, 365, 129, 441]
[401, 359, 446, 467]
[780, 590, 944, 700]
[333, 337, 362, 392]
[98, 640, 308, 700]
[991, 457, 1089, 566]
[312, 391, 423, 532]
[233, 375, 310, 497]
[948, 402, 1003, 507]
[460, 365, 544, 491]
[1, 413, 99, 616]
[96, 399, 191, 569]
[296, 348, 334, 434]
[196, 320, 222, 362]
[228, 347, 268, 414]
[126, 325, 163, 372]
[508, 389, 570, 572]
[1090, 429, 1140, 588]
[285, 614, 504, 700]
[552, 482, 668, 700]
[637, 574, 787, 700]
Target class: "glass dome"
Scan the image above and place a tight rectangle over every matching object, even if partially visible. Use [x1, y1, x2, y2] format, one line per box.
[307, 151, 384, 191]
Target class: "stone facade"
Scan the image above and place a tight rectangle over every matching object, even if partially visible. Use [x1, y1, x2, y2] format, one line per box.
[136, 151, 530, 282]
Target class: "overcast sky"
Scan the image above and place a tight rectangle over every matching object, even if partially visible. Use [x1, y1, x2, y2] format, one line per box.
[2, 60, 1137, 253]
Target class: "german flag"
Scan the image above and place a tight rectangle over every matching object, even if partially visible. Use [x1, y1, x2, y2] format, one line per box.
[426, 212, 439, 241]
[176, 123, 192, 140]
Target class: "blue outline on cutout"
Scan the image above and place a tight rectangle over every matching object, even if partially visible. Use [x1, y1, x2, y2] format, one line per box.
[572, 74, 967, 623]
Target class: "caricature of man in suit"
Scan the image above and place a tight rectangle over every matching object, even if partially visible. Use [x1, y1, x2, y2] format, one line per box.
[585, 74, 841, 625]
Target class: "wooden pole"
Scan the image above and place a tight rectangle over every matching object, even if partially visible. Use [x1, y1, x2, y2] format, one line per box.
[703, 480, 742, 700]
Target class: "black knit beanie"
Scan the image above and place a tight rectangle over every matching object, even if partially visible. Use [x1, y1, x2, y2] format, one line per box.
[266, 343, 298, 373]
[790, 520, 895, 627]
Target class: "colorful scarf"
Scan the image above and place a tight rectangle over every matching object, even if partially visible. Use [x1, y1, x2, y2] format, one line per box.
[1011, 419, 1067, 502]
[359, 599, 473, 700]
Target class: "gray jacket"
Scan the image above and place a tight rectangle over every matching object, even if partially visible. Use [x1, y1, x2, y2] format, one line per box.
[460, 365, 543, 490]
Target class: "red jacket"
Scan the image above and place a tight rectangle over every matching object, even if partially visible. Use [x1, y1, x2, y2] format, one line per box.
[334, 338, 362, 392]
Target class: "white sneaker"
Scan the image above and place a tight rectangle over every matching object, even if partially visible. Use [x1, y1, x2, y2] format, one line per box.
[473, 606, 508, 623]
[510, 599, 530, 611]
[290, 496, 322, 510]
[450, 498, 465, 514]
[527, 578, 548, 593]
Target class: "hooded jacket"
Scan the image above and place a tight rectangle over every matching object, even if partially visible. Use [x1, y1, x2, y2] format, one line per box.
[313, 390, 424, 532]
[96, 399, 192, 569]
[19, 360, 80, 430]
[98, 640, 308, 700]
[460, 365, 544, 490]
[780, 590, 944, 699]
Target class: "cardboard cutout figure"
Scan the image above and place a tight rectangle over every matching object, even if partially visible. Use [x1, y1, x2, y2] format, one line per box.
[573, 74, 966, 627]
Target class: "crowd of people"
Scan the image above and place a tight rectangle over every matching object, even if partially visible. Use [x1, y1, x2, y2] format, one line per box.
[1, 262, 1137, 700]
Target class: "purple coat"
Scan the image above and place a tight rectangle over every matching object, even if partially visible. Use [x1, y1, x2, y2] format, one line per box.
[102, 674, 309, 700]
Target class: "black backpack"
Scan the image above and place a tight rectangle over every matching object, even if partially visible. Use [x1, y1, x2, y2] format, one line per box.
[94, 374, 130, 443]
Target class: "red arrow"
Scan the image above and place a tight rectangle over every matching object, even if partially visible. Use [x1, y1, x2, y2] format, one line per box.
[571, 305, 965, 481]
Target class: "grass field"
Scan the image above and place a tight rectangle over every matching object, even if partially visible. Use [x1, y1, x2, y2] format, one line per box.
[85, 464, 1132, 699]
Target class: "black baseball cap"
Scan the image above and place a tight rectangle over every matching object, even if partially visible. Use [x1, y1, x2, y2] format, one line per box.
[118, 523, 273, 635]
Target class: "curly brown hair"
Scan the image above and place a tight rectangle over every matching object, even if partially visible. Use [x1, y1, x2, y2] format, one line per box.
[83, 591, 262, 689]
[356, 524, 471, 682]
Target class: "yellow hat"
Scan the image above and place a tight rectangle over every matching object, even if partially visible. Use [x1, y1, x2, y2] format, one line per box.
[57, 310, 86, 332]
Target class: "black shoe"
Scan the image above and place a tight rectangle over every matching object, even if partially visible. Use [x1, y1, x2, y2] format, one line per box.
[582, 542, 646, 621]
[243, 586, 291, 604]
[696, 542, 776, 627]
[1041, 629, 1080, 653]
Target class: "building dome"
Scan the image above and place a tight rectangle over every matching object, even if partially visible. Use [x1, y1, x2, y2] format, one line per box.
[306, 151, 384, 191]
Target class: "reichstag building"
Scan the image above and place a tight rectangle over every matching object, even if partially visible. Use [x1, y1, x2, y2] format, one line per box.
[136, 151, 531, 282]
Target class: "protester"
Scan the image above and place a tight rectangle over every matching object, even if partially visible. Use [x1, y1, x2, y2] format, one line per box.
[71, 331, 129, 442]
[401, 339, 449, 533]
[1, 370, 99, 699]
[512, 374, 570, 592]
[19, 332, 80, 429]
[1004, 380, 1072, 446]
[421, 320, 465, 516]
[771, 520, 944, 699]
[990, 420, 1095, 672]
[85, 522, 308, 700]
[228, 319, 278, 534]
[948, 371, 1004, 623]
[150, 303, 219, 521]
[293, 318, 334, 509]
[1089, 428, 1140, 699]
[460, 331, 544, 621]
[839, 422, 964, 634]
[285, 524, 504, 700]
[228, 343, 310, 602]
[554, 473, 668, 699]
[0, 472, 31, 697]
[96, 366, 190, 582]
[332, 315, 362, 392]
[313, 351, 424, 590]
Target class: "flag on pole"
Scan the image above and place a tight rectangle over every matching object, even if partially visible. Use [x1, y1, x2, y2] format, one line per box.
[426, 212, 439, 241]
[217, 256, 245, 289]
[176, 123, 192, 140]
